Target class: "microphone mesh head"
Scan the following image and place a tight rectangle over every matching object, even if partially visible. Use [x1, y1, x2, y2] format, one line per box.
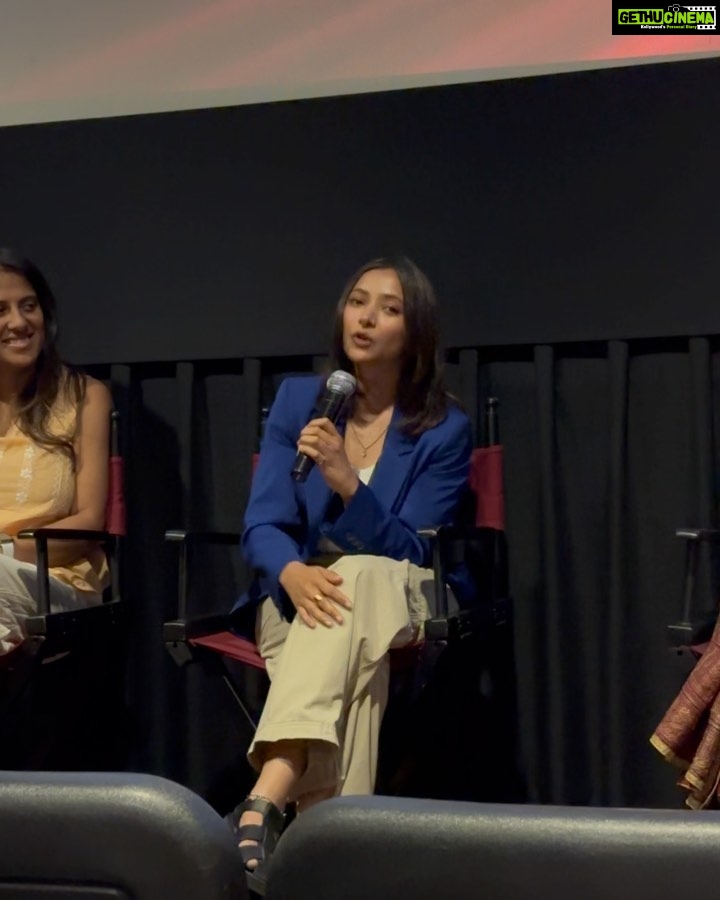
[326, 370, 357, 397]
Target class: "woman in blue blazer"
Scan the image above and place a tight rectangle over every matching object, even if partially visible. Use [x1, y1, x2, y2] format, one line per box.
[231, 256, 472, 888]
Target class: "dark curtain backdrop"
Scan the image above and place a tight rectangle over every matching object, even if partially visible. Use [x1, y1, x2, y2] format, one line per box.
[4, 53, 718, 811]
[1, 56, 718, 362]
[90, 338, 719, 811]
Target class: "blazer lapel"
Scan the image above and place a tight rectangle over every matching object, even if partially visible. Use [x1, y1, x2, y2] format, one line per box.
[304, 410, 417, 534]
[367, 409, 417, 512]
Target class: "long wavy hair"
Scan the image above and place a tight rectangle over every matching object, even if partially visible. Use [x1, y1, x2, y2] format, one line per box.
[329, 255, 454, 436]
[0, 248, 85, 464]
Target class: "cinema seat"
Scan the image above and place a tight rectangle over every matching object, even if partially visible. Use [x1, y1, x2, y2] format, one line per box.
[265, 794, 720, 900]
[0, 771, 248, 900]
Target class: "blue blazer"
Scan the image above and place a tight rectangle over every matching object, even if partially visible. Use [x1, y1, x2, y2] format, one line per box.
[235, 375, 473, 623]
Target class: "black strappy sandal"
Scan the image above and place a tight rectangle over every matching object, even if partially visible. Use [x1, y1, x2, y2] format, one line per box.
[226, 795, 285, 896]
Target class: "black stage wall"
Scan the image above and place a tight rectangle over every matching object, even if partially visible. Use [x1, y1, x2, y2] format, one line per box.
[0, 56, 717, 362]
[1, 56, 718, 809]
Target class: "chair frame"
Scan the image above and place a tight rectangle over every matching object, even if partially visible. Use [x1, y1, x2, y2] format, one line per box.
[668, 527, 720, 657]
[15, 410, 125, 656]
[163, 398, 511, 730]
[0, 410, 127, 766]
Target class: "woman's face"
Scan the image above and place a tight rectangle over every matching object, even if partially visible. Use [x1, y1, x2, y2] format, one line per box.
[342, 267, 406, 370]
[0, 268, 45, 372]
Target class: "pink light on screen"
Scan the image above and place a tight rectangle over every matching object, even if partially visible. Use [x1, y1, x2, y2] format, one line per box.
[0, 0, 717, 122]
[192, 0, 423, 90]
[1, 0, 244, 104]
[194, 0, 720, 91]
[591, 34, 720, 61]
[403, 0, 607, 73]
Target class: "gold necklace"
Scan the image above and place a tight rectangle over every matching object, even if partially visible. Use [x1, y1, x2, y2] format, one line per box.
[350, 420, 390, 458]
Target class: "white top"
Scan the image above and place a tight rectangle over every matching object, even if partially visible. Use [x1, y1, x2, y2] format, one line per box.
[356, 463, 376, 485]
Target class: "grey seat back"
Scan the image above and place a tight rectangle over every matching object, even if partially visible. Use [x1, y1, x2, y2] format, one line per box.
[266, 795, 720, 900]
[0, 771, 247, 900]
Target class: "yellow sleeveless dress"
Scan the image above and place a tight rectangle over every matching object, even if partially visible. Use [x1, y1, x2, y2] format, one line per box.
[0, 398, 109, 595]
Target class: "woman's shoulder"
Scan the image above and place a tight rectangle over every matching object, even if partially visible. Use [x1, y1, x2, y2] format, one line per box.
[51, 373, 112, 437]
[78, 376, 113, 438]
[410, 402, 472, 463]
[82, 375, 112, 408]
[55, 369, 110, 409]
[444, 401, 471, 430]
[274, 374, 324, 405]
[425, 401, 472, 441]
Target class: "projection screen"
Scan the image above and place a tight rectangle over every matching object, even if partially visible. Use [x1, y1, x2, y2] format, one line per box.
[1, 0, 718, 127]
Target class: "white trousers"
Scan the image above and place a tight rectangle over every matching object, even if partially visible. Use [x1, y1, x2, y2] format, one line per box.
[248, 555, 435, 801]
[0, 556, 100, 655]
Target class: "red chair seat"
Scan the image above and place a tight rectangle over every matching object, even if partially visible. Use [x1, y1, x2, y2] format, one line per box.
[190, 631, 424, 673]
[191, 632, 265, 669]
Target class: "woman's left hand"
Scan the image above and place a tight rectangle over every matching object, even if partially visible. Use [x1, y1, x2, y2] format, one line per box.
[297, 417, 359, 502]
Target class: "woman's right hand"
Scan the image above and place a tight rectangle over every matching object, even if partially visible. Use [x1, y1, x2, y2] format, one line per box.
[278, 561, 352, 628]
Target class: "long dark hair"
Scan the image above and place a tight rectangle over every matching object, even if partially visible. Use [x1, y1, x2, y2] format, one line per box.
[0, 248, 85, 462]
[330, 255, 452, 436]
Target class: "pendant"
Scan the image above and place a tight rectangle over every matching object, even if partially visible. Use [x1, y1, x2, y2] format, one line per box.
[362, 450, 367, 457]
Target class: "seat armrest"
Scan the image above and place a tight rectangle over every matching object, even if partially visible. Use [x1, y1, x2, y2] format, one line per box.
[419, 525, 498, 542]
[417, 525, 506, 623]
[669, 527, 720, 648]
[18, 527, 114, 542]
[25, 599, 125, 648]
[676, 528, 720, 541]
[17, 527, 118, 616]
[163, 614, 233, 642]
[164, 529, 242, 621]
[164, 529, 241, 545]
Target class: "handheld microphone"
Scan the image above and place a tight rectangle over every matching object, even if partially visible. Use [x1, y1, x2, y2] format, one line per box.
[291, 370, 357, 482]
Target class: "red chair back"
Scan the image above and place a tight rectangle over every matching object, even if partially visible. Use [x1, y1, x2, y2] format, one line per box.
[105, 411, 126, 537]
[469, 446, 505, 531]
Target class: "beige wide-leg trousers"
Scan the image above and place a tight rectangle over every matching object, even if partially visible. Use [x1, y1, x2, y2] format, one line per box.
[248, 555, 436, 800]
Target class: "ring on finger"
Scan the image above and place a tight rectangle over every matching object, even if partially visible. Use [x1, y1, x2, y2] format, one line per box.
[313, 593, 324, 604]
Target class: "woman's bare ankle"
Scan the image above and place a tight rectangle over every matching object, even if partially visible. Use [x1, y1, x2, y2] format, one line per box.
[248, 740, 308, 812]
[272, 740, 308, 776]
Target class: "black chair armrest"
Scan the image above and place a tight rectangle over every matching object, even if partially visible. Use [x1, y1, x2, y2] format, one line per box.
[164, 529, 242, 621]
[419, 525, 494, 542]
[165, 529, 241, 545]
[418, 525, 505, 626]
[675, 528, 720, 541]
[18, 527, 114, 542]
[17, 527, 118, 616]
[670, 527, 720, 647]
[163, 614, 233, 643]
[26, 598, 124, 644]
[417, 525, 450, 619]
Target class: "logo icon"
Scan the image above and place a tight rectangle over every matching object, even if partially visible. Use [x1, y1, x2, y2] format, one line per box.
[613, 3, 717, 33]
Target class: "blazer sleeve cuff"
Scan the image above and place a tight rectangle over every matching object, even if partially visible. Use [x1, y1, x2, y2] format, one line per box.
[322, 483, 424, 564]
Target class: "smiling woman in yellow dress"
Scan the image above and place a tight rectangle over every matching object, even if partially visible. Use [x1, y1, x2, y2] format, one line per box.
[0, 248, 112, 655]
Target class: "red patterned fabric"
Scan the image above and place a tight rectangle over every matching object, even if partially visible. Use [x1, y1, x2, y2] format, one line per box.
[651, 618, 720, 808]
